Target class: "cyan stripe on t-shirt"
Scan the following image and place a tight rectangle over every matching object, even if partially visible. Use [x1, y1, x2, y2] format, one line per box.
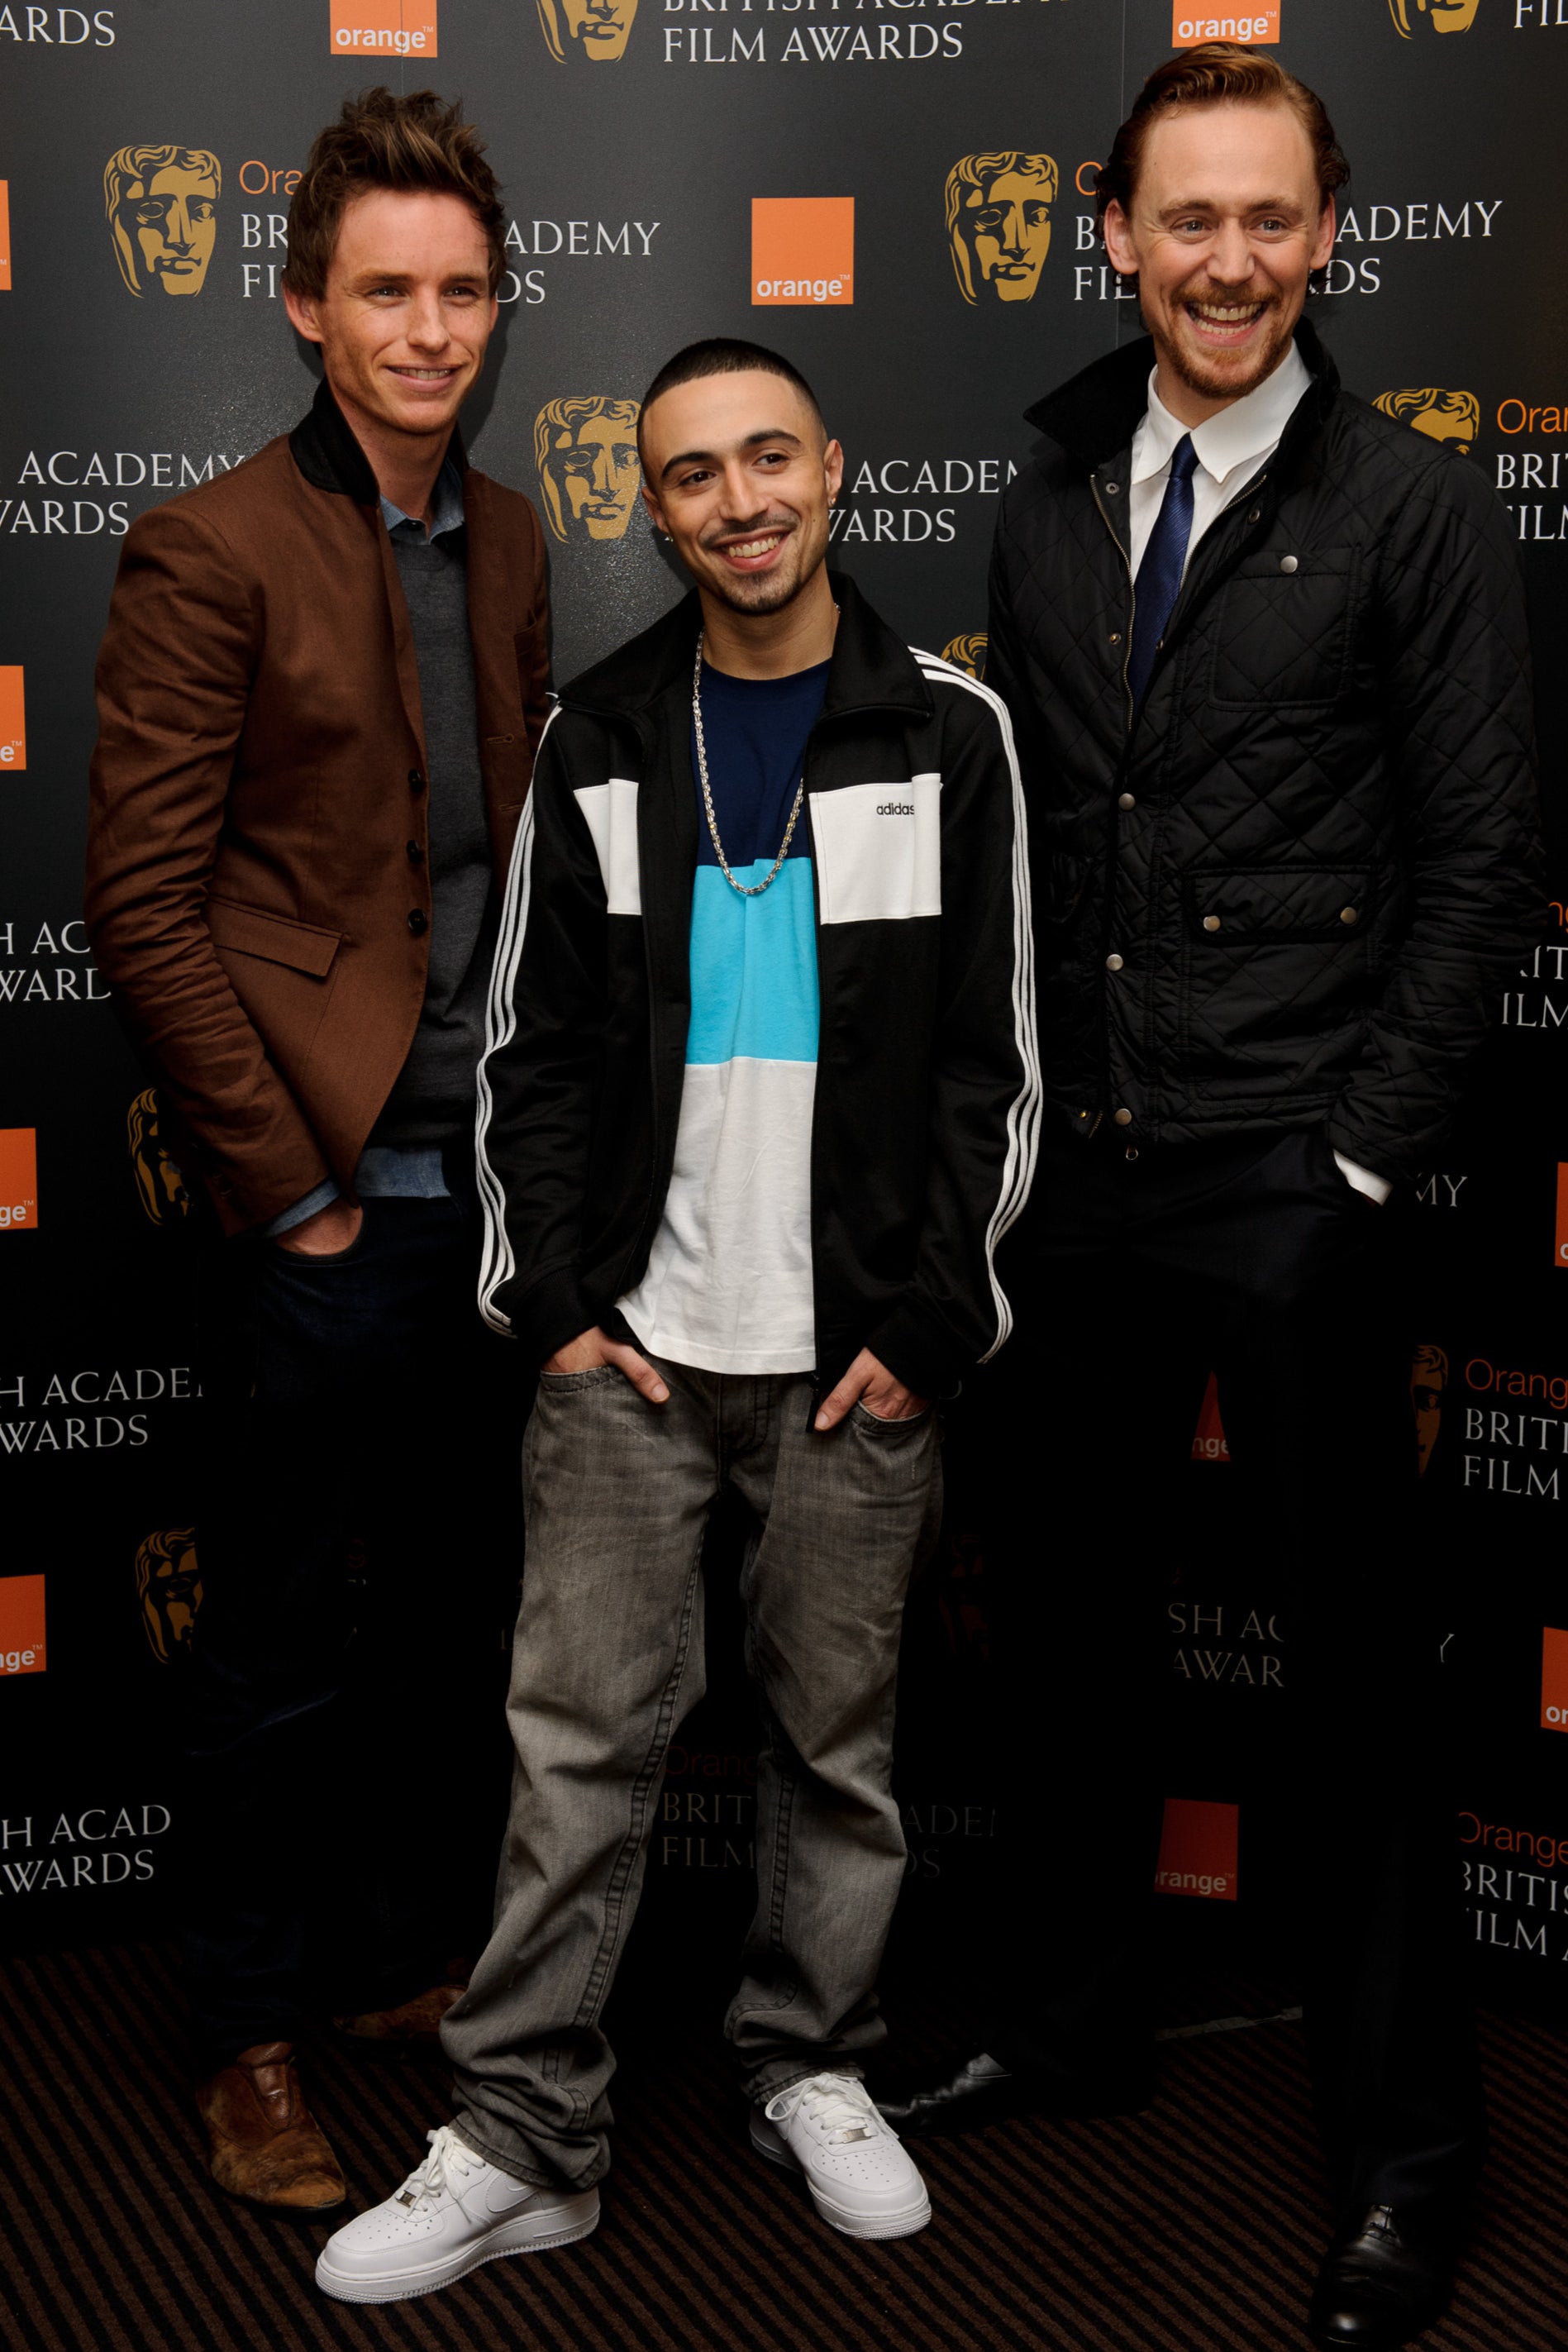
[686, 856, 819, 1066]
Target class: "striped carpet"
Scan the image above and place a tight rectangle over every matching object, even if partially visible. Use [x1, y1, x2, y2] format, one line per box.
[2, 1944, 1566, 2352]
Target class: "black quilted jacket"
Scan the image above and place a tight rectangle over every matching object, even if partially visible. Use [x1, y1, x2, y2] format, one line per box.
[988, 320, 1540, 1182]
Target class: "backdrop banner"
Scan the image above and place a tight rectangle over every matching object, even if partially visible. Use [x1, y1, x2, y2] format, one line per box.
[2, 0, 1566, 2009]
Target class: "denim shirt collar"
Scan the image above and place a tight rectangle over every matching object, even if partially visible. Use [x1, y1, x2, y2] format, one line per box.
[380, 455, 465, 541]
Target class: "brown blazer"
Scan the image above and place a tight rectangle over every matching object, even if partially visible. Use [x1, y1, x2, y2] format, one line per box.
[85, 382, 550, 1236]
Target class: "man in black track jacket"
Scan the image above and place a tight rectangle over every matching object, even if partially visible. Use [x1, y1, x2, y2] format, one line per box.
[877, 46, 1539, 2352]
[318, 339, 1038, 2303]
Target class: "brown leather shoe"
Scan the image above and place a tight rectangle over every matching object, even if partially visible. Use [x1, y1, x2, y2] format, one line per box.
[196, 2042, 346, 2211]
[332, 1979, 467, 2045]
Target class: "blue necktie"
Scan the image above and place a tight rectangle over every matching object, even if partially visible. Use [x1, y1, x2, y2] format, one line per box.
[1126, 435, 1199, 709]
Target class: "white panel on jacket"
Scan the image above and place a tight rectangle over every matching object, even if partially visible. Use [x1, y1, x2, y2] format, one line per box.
[808, 774, 941, 924]
[573, 777, 641, 915]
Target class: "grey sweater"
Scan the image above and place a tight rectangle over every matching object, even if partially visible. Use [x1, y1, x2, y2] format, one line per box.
[370, 506, 498, 1150]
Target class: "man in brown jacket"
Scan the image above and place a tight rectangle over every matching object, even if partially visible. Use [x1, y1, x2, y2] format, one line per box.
[84, 88, 550, 2210]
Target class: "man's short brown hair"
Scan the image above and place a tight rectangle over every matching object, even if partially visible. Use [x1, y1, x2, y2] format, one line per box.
[1097, 44, 1348, 227]
[283, 86, 505, 300]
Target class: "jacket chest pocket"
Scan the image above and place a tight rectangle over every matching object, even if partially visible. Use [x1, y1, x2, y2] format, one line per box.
[1207, 546, 1358, 710]
[808, 776, 941, 924]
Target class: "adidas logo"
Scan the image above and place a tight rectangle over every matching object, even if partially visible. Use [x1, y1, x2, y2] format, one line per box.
[876, 801, 915, 816]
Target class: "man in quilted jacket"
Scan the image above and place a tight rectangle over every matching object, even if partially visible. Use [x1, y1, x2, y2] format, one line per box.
[878, 44, 1539, 2352]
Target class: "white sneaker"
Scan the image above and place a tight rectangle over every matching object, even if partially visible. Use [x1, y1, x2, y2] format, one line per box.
[315, 2124, 599, 2304]
[751, 2073, 932, 2240]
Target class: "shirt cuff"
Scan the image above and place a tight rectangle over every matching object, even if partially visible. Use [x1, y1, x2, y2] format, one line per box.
[264, 1178, 341, 1238]
[355, 1145, 450, 1200]
[1332, 1152, 1393, 1207]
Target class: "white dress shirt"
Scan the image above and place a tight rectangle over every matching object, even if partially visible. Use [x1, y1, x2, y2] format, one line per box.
[1127, 341, 1391, 1207]
[1127, 338, 1311, 580]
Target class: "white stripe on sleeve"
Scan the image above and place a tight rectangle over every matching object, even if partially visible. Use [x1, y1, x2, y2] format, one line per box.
[914, 651, 1041, 1359]
[474, 705, 560, 1335]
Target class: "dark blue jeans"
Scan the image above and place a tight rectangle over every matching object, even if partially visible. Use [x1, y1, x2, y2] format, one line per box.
[182, 1187, 525, 2073]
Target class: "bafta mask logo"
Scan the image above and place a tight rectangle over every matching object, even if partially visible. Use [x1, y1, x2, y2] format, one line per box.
[136, 1528, 203, 1663]
[1374, 387, 1480, 456]
[128, 1088, 190, 1224]
[535, 398, 642, 542]
[946, 152, 1058, 306]
[941, 634, 988, 680]
[537, 0, 636, 60]
[1389, 0, 1480, 32]
[1411, 1343, 1448, 1475]
[106, 146, 221, 298]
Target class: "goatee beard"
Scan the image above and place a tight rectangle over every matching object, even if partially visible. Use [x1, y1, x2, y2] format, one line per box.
[701, 532, 808, 618]
[708, 573, 803, 617]
[1160, 295, 1294, 406]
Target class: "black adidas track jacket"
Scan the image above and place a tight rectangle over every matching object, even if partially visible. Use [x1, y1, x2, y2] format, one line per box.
[475, 574, 1040, 1398]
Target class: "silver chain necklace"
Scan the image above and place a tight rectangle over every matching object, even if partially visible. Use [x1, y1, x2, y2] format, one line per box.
[691, 633, 806, 899]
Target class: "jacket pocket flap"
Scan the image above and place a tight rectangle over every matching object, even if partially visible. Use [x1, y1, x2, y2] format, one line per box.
[1221, 545, 1356, 584]
[1186, 866, 1371, 943]
[205, 897, 342, 976]
[1210, 546, 1358, 708]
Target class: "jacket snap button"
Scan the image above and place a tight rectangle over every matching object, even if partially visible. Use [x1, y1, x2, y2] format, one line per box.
[1203, 914, 1222, 933]
[1125, 1147, 1140, 1162]
[1113, 1107, 1133, 1127]
[1109, 632, 1122, 646]
[407, 909, 427, 935]
[408, 768, 426, 792]
[1118, 791, 1136, 811]
[1105, 954, 1124, 973]
[1279, 554, 1299, 575]
[1246, 508, 1261, 525]
[1340, 906, 1359, 925]
[1105, 481, 1121, 495]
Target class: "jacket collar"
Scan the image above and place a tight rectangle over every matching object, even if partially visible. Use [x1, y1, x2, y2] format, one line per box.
[288, 376, 469, 505]
[1023, 316, 1340, 471]
[558, 570, 932, 726]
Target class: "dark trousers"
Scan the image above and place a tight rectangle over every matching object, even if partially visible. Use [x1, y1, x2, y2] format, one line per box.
[982, 1121, 1484, 2221]
[181, 1186, 524, 2073]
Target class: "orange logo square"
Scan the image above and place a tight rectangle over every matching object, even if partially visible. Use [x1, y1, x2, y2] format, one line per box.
[0, 182, 11, 293]
[0, 1576, 45, 1676]
[0, 1130, 38, 1232]
[1172, 3, 1278, 42]
[1191, 1372, 1230, 1462]
[330, 0, 437, 59]
[1542, 1628, 1568, 1730]
[1155, 1796, 1238, 1901]
[752, 198, 854, 308]
[0, 667, 23, 770]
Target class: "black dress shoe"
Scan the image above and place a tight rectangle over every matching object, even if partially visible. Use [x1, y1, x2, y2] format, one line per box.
[875, 2051, 1151, 2140]
[1308, 2205, 1456, 2349]
[875, 2053, 1029, 2139]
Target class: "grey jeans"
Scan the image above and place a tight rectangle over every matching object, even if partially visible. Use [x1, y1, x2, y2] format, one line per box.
[441, 1353, 941, 2190]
